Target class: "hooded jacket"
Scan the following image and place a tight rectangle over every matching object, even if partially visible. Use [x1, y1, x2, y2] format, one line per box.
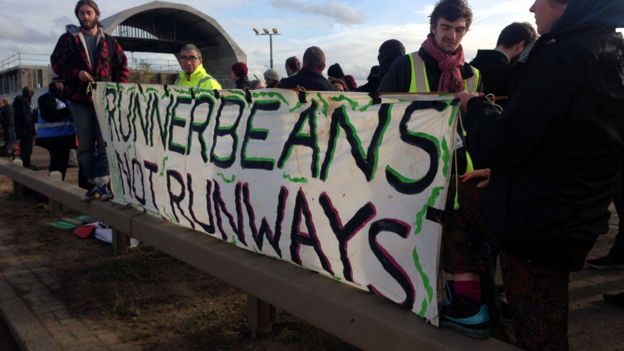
[50, 25, 129, 103]
[175, 64, 222, 90]
[463, 0, 624, 269]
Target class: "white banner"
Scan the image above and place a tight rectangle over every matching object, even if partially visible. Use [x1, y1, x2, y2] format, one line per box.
[93, 84, 459, 324]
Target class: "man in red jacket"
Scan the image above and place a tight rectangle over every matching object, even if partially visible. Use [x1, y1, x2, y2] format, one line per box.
[50, 0, 128, 201]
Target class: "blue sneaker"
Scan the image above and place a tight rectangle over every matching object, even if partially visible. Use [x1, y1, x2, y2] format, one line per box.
[440, 281, 491, 338]
[97, 184, 114, 201]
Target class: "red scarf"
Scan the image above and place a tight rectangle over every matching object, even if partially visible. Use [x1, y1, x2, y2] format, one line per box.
[421, 35, 465, 93]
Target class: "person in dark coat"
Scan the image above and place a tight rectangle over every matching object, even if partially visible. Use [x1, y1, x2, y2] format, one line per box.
[35, 78, 76, 180]
[470, 22, 537, 105]
[456, 0, 624, 349]
[356, 65, 381, 93]
[285, 56, 301, 77]
[278, 46, 334, 91]
[231, 62, 252, 89]
[0, 98, 16, 157]
[12, 87, 35, 168]
[50, 0, 129, 201]
[378, 39, 406, 80]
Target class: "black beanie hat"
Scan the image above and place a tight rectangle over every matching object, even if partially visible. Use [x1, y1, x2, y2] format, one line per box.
[327, 63, 345, 79]
[378, 39, 406, 75]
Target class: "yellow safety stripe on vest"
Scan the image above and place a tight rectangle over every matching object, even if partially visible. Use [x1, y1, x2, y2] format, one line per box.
[408, 53, 430, 93]
[463, 67, 480, 92]
[408, 52, 481, 93]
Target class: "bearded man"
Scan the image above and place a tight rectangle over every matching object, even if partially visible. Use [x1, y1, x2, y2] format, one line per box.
[50, 0, 128, 201]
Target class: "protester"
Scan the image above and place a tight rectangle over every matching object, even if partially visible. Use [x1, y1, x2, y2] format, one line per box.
[356, 65, 381, 93]
[175, 43, 222, 90]
[263, 69, 281, 88]
[344, 75, 358, 91]
[379, 0, 494, 339]
[328, 63, 347, 91]
[470, 22, 537, 104]
[35, 78, 76, 180]
[249, 78, 265, 90]
[456, 0, 624, 349]
[12, 87, 35, 169]
[50, 0, 129, 201]
[0, 98, 17, 157]
[231, 62, 252, 89]
[285, 56, 301, 77]
[278, 46, 334, 91]
[377, 39, 406, 80]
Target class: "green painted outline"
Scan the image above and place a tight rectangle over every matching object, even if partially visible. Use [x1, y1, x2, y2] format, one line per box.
[329, 95, 358, 111]
[228, 90, 247, 98]
[170, 113, 188, 153]
[289, 100, 303, 113]
[358, 100, 374, 112]
[278, 103, 319, 176]
[414, 186, 444, 236]
[316, 93, 330, 117]
[283, 173, 308, 184]
[385, 132, 441, 184]
[412, 248, 434, 318]
[216, 172, 236, 184]
[252, 91, 289, 105]
[441, 138, 450, 177]
[173, 87, 192, 95]
[159, 156, 169, 177]
[241, 100, 277, 168]
[448, 102, 460, 127]
[221, 94, 247, 106]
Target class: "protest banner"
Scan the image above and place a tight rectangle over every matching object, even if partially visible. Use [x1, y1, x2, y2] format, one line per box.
[93, 84, 459, 325]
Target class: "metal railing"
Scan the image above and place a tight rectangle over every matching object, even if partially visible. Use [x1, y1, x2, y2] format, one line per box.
[0, 52, 179, 73]
[0, 53, 50, 72]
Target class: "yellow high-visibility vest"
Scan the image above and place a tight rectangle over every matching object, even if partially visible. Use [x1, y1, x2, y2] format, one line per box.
[407, 52, 480, 93]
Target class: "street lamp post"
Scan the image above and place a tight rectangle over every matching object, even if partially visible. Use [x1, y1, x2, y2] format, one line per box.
[253, 27, 281, 69]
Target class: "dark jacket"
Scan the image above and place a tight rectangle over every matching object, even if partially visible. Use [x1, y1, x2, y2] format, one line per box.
[278, 67, 335, 91]
[0, 104, 16, 144]
[50, 25, 128, 103]
[470, 49, 514, 100]
[378, 48, 479, 93]
[12, 95, 34, 139]
[463, 25, 624, 270]
[235, 76, 252, 89]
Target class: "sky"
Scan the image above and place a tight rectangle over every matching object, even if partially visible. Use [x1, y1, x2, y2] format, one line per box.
[0, 0, 621, 83]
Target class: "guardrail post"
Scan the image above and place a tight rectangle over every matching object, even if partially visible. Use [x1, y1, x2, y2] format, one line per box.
[247, 294, 276, 338]
[48, 171, 63, 216]
[112, 229, 130, 255]
[11, 160, 24, 196]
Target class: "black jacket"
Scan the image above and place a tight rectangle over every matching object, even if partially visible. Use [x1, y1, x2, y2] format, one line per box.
[278, 67, 335, 91]
[12, 95, 34, 139]
[470, 49, 514, 100]
[235, 76, 252, 89]
[463, 26, 624, 269]
[0, 104, 16, 143]
[378, 48, 479, 93]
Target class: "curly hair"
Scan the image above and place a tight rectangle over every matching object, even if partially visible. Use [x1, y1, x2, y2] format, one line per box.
[429, 0, 473, 29]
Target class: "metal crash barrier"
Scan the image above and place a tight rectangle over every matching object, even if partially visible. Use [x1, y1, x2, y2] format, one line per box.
[0, 159, 517, 351]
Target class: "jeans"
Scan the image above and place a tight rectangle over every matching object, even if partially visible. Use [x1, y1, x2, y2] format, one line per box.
[19, 135, 33, 168]
[501, 252, 570, 351]
[69, 102, 109, 180]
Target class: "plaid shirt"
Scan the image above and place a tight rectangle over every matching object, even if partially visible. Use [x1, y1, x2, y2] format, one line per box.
[51, 25, 128, 103]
